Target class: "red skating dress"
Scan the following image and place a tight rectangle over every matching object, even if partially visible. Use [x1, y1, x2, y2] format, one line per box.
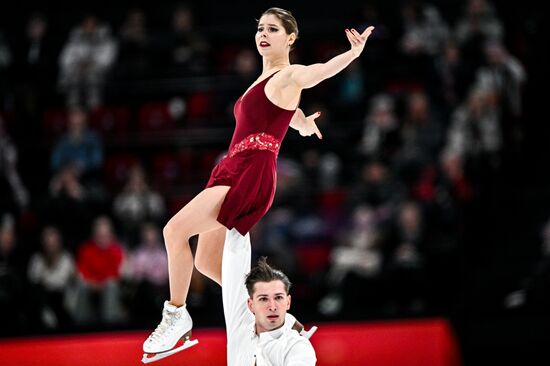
[206, 71, 296, 235]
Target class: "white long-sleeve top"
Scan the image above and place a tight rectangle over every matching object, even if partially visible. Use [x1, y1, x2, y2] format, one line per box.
[27, 251, 75, 291]
[222, 229, 317, 366]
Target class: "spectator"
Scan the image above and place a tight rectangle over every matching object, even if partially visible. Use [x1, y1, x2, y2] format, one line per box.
[395, 90, 443, 183]
[50, 107, 103, 179]
[439, 152, 474, 205]
[44, 163, 101, 249]
[317, 152, 342, 192]
[254, 209, 300, 279]
[407, 153, 472, 242]
[358, 93, 400, 161]
[271, 157, 309, 210]
[399, 1, 450, 56]
[0, 214, 30, 335]
[126, 223, 167, 287]
[72, 216, 126, 326]
[475, 40, 526, 123]
[334, 61, 366, 120]
[163, 3, 210, 76]
[0, 115, 30, 214]
[233, 48, 259, 81]
[433, 40, 472, 112]
[125, 222, 168, 324]
[0, 32, 11, 67]
[504, 216, 550, 313]
[27, 226, 75, 330]
[115, 8, 154, 79]
[397, 0, 450, 82]
[318, 205, 385, 317]
[454, 0, 504, 81]
[300, 149, 323, 194]
[354, 2, 390, 74]
[383, 201, 428, 315]
[13, 13, 58, 123]
[0, 31, 12, 99]
[58, 15, 117, 109]
[112, 164, 165, 246]
[348, 159, 406, 212]
[445, 86, 502, 170]
[16, 13, 54, 75]
[455, 0, 504, 46]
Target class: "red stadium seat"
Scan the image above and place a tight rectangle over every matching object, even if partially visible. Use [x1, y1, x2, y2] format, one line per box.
[0, 110, 14, 129]
[198, 149, 223, 179]
[215, 45, 242, 73]
[294, 243, 332, 274]
[103, 153, 140, 192]
[316, 188, 348, 211]
[313, 40, 342, 60]
[137, 102, 175, 133]
[152, 152, 181, 190]
[42, 108, 68, 144]
[89, 105, 131, 138]
[177, 148, 196, 183]
[186, 91, 215, 122]
[385, 80, 424, 94]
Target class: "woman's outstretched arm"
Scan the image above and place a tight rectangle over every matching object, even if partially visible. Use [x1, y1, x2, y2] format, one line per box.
[289, 26, 374, 89]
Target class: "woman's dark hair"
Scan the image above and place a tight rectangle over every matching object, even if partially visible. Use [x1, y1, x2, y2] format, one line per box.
[245, 257, 292, 297]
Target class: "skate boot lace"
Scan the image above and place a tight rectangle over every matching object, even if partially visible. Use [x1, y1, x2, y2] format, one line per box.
[149, 310, 182, 341]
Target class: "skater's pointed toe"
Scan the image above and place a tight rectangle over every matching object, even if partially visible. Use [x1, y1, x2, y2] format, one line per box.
[142, 339, 157, 354]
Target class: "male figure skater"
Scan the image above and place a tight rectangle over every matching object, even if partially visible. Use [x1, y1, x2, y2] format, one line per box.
[222, 229, 316, 365]
[141, 228, 316, 364]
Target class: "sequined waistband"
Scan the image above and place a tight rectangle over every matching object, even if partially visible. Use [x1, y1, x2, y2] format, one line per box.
[228, 133, 281, 158]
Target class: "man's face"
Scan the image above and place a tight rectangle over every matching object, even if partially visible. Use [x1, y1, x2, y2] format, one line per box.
[247, 280, 291, 333]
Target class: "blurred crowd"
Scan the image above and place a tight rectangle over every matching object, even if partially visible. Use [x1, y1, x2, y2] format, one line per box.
[1, 0, 545, 337]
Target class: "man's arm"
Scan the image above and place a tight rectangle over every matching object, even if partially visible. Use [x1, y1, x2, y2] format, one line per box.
[221, 228, 254, 336]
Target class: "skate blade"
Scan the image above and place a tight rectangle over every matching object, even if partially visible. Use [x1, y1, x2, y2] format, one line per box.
[141, 339, 199, 364]
[300, 326, 318, 339]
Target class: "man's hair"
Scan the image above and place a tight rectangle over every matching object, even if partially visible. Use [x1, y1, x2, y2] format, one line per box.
[245, 257, 292, 297]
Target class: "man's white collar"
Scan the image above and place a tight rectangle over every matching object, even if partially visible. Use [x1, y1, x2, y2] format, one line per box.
[249, 320, 287, 341]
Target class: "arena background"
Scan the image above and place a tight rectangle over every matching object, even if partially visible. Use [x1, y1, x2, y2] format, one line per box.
[0, 0, 548, 364]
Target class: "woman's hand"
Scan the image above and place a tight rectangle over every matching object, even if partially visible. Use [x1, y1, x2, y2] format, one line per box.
[299, 111, 323, 139]
[346, 26, 375, 58]
[290, 109, 323, 139]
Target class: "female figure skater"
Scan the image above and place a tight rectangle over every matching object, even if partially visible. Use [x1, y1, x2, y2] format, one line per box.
[142, 7, 374, 362]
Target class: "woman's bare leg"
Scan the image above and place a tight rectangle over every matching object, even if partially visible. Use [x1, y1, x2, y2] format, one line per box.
[163, 185, 230, 307]
[195, 227, 227, 286]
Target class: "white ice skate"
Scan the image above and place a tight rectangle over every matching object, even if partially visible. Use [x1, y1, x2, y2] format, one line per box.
[291, 319, 318, 339]
[141, 301, 198, 364]
[300, 325, 318, 339]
